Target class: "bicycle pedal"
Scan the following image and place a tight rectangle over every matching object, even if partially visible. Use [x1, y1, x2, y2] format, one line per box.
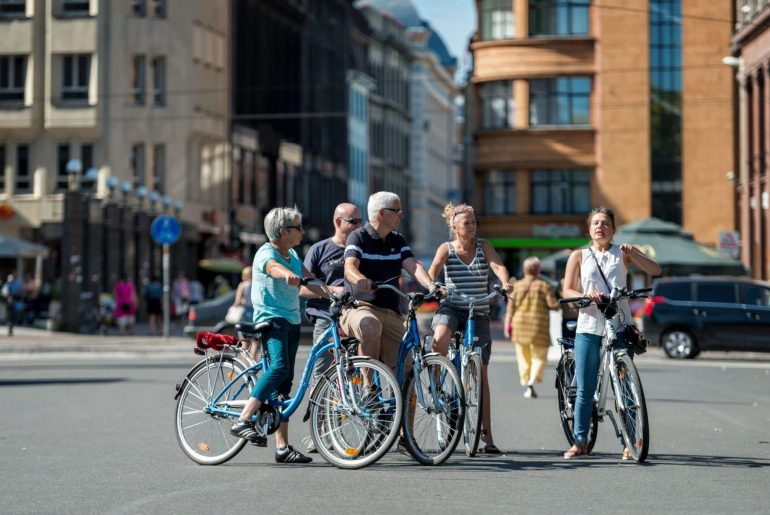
[249, 435, 267, 447]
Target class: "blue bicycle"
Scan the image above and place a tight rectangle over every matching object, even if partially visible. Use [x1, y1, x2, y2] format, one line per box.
[174, 279, 403, 469]
[373, 283, 465, 466]
[440, 283, 505, 457]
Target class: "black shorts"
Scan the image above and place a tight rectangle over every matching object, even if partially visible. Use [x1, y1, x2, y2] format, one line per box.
[147, 299, 162, 315]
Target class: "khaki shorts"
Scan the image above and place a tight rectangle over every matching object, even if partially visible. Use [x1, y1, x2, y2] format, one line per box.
[340, 302, 405, 371]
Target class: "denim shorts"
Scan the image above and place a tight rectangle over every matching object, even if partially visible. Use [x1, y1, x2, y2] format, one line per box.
[431, 305, 492, 364]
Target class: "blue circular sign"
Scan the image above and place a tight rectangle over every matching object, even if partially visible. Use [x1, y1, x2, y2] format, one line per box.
[151, 215, 182, 245]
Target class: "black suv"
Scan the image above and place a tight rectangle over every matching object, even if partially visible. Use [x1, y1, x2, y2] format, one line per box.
[642, 276, 770, 359]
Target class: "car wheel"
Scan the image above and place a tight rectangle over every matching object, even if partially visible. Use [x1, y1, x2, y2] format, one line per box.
[661, 329, 698, 359]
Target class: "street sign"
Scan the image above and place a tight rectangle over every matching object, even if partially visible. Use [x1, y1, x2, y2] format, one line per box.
[151, 215, 182, 245]
[717, 230, 740, 259]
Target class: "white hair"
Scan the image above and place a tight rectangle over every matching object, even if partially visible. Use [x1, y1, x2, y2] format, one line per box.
[264, 206, 303, 242]
[367, 191, 400, 221]
[523, 256, 541, 275]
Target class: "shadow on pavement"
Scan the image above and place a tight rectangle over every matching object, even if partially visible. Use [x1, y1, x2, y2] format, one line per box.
[0, 377, 127, 387]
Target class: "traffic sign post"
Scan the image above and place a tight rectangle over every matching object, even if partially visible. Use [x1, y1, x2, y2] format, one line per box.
[151, 215, 182, 338]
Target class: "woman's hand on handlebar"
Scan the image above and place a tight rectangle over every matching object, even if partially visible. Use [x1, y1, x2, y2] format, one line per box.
[284, 272, 302, 287]
[584, 290, 605, 303]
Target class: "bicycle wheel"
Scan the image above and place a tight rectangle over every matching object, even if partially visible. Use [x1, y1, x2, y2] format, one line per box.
[462, 351, 483, 457]
[402, 354, 464, 465]
[613, 354, 649, 462]
[555, 351, 598, 452]
[175, 356, 256, 465]
[309, 357, 402, 469]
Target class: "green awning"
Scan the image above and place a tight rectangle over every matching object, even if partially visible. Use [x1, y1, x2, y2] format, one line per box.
[488, 237, 590, 249]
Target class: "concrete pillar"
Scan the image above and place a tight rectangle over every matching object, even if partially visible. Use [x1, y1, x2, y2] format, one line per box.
[738, 69, 751, 271]
[514, 0, 528, 39]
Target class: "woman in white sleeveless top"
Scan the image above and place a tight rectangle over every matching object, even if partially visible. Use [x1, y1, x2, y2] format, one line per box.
[561, 208, 660, 459]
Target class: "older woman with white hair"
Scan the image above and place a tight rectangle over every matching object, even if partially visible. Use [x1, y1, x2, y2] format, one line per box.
[229, 206, 315, 464]
[504, 256, 560, 399]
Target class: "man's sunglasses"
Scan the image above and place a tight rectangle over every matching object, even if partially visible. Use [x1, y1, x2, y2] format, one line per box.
[340, 217, 362, 225]
[383, 207, 403, 215]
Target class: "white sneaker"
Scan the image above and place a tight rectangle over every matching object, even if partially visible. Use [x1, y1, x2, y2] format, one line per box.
[523, 386, 533, 398]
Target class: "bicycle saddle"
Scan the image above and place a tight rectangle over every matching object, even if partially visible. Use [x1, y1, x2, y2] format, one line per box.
[236, 321, 272, 337]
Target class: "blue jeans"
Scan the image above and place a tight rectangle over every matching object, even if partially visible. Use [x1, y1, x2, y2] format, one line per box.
[573, 330, 630, 444]
[250, 319, 300, 402]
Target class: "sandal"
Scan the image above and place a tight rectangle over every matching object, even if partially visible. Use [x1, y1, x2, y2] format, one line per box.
[563, 444, 588, 459]
[481, 444, 501, 455]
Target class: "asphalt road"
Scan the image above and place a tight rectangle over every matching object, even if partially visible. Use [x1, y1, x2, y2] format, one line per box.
[1, 331, 769, 514]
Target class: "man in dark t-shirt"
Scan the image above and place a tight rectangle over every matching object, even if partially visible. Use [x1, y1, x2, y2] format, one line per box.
[303, 202, 362, 375]
[342, 191, 436, 371]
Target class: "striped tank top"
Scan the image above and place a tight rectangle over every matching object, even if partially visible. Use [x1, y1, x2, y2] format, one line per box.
[443, 239, 490, 314]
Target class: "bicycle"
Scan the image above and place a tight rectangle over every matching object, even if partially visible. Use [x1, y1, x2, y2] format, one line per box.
[438, 283, 505, 457]
[174, 279, 403, 469]
[555, 286, 651, 462]
[372, 283, 465, 466]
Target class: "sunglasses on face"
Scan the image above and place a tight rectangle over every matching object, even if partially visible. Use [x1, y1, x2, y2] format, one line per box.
[383, 207, 403, 215]
[340, 217, 362, 225]
[591, 208, 615, 216]
[284, 224, 303, 231]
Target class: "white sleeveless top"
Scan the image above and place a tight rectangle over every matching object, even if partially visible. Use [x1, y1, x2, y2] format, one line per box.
[576, 245, 633, 336]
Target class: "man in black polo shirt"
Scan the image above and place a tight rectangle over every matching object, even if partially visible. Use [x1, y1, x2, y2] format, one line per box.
[341, 191, 436, 370]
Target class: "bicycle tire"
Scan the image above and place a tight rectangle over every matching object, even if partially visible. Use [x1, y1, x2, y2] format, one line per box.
[175, 356, 256, 465]
[309, 357, 403, 469]
[613, 354, 649, 462]
[555, 351, 598, 453]
[461, 351, 483, 457]
[402, 354, 464, 465]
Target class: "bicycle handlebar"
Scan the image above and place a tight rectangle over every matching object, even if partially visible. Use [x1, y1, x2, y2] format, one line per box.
[372, 282, 444, 304]
[301, 278, 358, 308]
[559, 287, 652, 306]
[436, 282, 506, 303]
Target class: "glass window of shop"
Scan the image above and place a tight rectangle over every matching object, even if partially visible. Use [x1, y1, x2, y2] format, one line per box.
[531, 169, 591, 215]
[481, 0, 514, 40]
[480, 81, 514, 129]
[483, 170, 516, 215]
[529, 77, 591, 126]
[529, 0, 590, 36]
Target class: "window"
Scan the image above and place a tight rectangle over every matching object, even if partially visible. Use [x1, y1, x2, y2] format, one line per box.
[529, 0, 590, 36]
[61, 54, 90, 102]
[481, 0, 514, 40]
[56, 144, 70, 191]
[0, 0, 25, 16]
[132, 55, 145, 105]
[531, 169, 591, 214]
[0, 145, 5, 192]
[696, 283, 737, 304]
[152, 144, 164, 192]
[15, 144, 30, 194]
[741, 284, 770, 306]
[480, 81, 514, 129]
[150, 0, 165, 17]
[0, 55, 25, 104]
[132, 0, 145, 16]
[151, 56, 165, 106]
[655, 282, 692, 301]
[61, 0, 89, 15]
[483, 170, 516, 215]
[81, 143, 93, 174]
[130, 143, 145, 185]
[529, 77, 591, 126]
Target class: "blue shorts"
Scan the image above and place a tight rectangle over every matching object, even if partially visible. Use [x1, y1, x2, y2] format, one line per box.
[431, 305, 492, 364]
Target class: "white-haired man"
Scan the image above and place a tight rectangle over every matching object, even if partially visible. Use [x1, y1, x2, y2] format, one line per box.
[341, 192, 435, 370]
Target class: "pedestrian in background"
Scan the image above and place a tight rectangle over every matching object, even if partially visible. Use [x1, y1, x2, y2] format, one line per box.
[145, 275, 163, 336]
[171, 272, 190, 319]
[114, 275, 138, 335]
[504, 256, 559, 399]
[189, 278, 204, 306]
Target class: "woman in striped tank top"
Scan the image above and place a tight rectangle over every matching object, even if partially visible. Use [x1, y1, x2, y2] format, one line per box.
[427, 202, 512, 455]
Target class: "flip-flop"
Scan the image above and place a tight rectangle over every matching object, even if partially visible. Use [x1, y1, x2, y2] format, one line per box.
[481, 444, 501, 455]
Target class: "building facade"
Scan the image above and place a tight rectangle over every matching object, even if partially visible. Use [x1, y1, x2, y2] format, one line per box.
[732, 0, 770, 280]
[469, 0, 735, 274]
[358, 4, 413, 237]
[0, 0, 230, 329]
